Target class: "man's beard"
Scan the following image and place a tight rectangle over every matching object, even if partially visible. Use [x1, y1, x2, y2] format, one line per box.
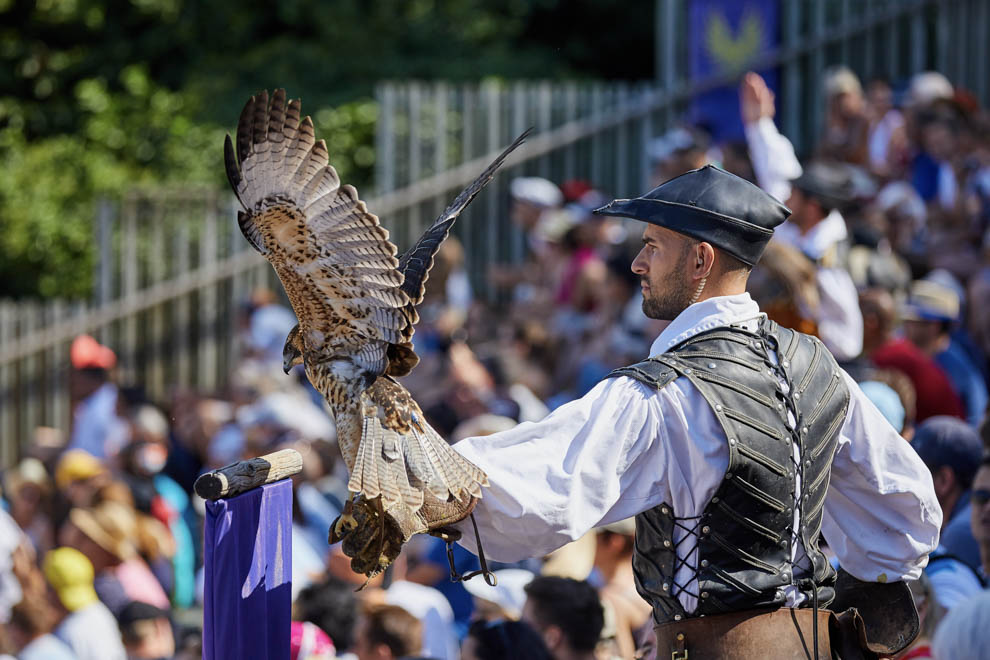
[641, 250, 695, 320]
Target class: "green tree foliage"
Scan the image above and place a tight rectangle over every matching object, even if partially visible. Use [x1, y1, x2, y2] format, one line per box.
[0, 0, 652, 299]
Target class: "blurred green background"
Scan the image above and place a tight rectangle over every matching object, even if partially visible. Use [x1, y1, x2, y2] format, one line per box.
[0, 0, 653, 299]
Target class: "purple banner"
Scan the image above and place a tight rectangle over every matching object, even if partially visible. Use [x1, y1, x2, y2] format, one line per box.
[203, 479, 293, 660]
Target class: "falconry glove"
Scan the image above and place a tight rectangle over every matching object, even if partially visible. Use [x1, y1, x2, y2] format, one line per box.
[329, 492, 495, 586]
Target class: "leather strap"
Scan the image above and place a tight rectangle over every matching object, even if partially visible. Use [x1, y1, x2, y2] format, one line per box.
[445, 513, 497, 586]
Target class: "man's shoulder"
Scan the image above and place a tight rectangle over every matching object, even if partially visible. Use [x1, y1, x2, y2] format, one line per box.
[607, 357, 679, 390]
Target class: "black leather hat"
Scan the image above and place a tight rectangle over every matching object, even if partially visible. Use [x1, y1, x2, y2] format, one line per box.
[593, 164, 790, 266]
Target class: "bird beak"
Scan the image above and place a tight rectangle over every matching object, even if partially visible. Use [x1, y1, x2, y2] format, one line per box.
[283, 362, 291, 375]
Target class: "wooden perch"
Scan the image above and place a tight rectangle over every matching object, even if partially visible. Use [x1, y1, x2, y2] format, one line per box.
[194, 448, 303, 500]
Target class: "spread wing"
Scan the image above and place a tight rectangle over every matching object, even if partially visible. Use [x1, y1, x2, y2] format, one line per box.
[225, 89, 412, 374]
[397, 128, 532, 305]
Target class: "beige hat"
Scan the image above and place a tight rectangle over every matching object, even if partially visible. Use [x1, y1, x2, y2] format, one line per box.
[69, 502, 138, 561]
[824, 66, 862, 98]
[541, 531, 596, 581]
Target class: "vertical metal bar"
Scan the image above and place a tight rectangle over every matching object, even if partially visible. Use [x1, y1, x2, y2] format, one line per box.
[591, 83, 605, 188]
[840, 0, 851, 65]
[407, 82, 423, 243]
[811, 0, 826, 147]
[379, 83, 396, 195]
[199, 193, 219, 392]
[96, 198, 115, 308]
[564, 84, 578, 181]
[863, 0, 875, 81]
[934, 0, 949, 75]
[148, 200, 166, 399]
[434, 82, 448, 178]
[174, 209, 191, 389]
[615, 83, 629, 197]
[23, 302, 38, 450]
[975, 0, 989, 104]
[0, 302, 12, 468]
[538, 81, 552, 180]
[910, 3, 927, 74]
[122, 197, 138, 385]
[662, 0, 677, 89]
[485, 81, 500, 302]
[783, 0, 802, 150]
[886, 3, 900, 82]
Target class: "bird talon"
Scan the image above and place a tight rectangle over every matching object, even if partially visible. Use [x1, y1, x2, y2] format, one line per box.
[334, 512, 359, 536]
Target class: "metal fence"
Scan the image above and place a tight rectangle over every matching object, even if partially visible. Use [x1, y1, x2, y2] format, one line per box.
[1, 0, 986, 466]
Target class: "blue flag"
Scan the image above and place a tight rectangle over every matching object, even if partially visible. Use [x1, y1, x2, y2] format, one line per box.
[203, 479, 293, 660]
[688, 0, 780, 142]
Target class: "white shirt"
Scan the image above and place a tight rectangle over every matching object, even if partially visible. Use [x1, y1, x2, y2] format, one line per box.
[744, 117, 803, 204]
[774, 211, 864, 361]
[54, 600, 126, 660]
[453, 294, 941, 613]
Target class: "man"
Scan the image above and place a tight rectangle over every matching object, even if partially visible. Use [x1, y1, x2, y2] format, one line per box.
[43, 547, 126, 660]
[353, 603, 422, 660]
[352, 165, 939, 658]
[971, 453, 990, 582]
[902, 279, 989, 427]
[911, 417, 984, 574]
[521, 576, 604, 660]
[445, 166, 938, 659]
[67, 334, 129, 460]
[860, 288, 966, 422]
[775, 162, 864, 362]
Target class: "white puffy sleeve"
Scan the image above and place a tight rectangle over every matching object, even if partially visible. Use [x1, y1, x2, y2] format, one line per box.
[452, 376, 670, 562]
[744, 117, 803, 204]
[821, 371, 943, 582]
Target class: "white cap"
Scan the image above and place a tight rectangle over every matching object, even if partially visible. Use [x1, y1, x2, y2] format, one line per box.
[824, 66, 863, 98]
[510, 177, 563, 208]
[907, 72, 954, 107]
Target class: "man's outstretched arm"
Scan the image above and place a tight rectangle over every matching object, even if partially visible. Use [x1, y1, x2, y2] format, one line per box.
[452, 376, 671, 561]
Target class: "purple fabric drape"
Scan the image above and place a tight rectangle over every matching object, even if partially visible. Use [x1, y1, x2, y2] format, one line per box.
[203, 479, 292, 660]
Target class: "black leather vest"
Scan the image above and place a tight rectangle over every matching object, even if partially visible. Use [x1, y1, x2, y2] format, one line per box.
[609, 318, 850, 624]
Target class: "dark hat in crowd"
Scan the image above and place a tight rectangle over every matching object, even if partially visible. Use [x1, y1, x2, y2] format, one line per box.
[911, 416, 983, 487]
[790, 161, 855, 210]
[593, 164, 790, 266]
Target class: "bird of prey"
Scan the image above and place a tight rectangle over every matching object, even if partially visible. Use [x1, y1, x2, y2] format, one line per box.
[224, 89, 527, 545]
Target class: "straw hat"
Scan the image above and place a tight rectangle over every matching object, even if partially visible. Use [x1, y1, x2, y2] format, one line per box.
[69, 502, 138, 561]
[43, 547, 99, 612]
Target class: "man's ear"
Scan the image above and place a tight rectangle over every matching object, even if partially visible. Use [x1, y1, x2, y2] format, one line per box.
[697, 242, 716, 277]
[543, 624, 564, 651]
[932, 465, 957, 498]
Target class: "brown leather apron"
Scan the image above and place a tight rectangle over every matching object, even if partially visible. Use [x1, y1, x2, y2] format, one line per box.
[654, 608, 832, 660]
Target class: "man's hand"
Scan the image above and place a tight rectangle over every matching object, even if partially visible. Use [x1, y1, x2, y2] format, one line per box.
[740, 72, 776, 124]
[329, 492, 476, 581]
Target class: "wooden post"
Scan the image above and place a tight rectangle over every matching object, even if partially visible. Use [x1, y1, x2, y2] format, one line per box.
[195, 448, 303, 500]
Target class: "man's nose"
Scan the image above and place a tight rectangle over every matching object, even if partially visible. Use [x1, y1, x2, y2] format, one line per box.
[631, 249, 648, 275]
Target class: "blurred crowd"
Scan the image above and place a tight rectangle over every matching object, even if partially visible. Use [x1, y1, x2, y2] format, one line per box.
[3, 67, 990, 660]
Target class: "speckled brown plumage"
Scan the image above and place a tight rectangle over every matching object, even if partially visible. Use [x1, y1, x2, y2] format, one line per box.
[225, 89, 524, 514]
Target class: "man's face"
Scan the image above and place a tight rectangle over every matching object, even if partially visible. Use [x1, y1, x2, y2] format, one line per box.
[631, 224, 697, 321]
[903, 319, 942, 354]
[971, 465, 990, 543]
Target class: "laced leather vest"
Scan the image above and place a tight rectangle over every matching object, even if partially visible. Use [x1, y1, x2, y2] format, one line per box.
[608, 318, 850, 624]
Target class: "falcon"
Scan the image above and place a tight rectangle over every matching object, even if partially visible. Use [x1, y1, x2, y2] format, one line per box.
[224, 90, 527, 564]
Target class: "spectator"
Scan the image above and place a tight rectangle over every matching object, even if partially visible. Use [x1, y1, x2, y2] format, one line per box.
[819, 66, 869, 165]
[2, 458, 54, 557]
[970, 453, 990, 581]
[893, 573, 941, 660]
[647, 126, 712, 188]
[462, 619, 552, 660]
[739, 71, 802, 203]
[911, 417, 984, 572]
[58, 501, 171, 617]
[7, 595, 74, 660]
[463, 568, 535, 622]
[353, 603, 422, 660]
[293, 575, 358, 652]
[43, 547, 126, 660]
[521, 577, 604, 660]
[902, 279, 989, 427]
[931, 590, 990, 660]
[861, 288, 966, 422]
[866, 77, 907, 177]
[67, 334, 129, 460]
[592, 520, 650, 660]
[117, 601, 175, 660]
[777, 161, 864, 361]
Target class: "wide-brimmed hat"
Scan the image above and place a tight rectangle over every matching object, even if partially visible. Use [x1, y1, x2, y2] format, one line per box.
[901, 280, 960, 323]
[594, 164, 790, 267]
[790, 161, 855, 211]
[43, 547, 99, 612]
[69, 502, 138, 561]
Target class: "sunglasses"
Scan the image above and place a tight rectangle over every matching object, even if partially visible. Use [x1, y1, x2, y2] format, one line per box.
[972, 489, 990, 506]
